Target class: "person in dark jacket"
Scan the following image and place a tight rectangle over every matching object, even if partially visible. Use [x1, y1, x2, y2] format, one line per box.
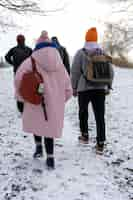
[51, 36, 70, 75]
[5, 34, 32, 113]
[71, 27, 114, 154]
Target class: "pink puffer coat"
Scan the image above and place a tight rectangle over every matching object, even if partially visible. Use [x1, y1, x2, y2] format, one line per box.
[15, 46, 72, 138]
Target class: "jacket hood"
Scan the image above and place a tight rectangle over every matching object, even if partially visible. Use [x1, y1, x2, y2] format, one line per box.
[83, 42, 104, 56]
[32, 46, 63, 72]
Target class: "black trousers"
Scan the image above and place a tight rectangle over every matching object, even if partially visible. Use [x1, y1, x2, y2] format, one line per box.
[17, 101, 24, 113]
[78, 89, 106, 143]
[34, 135, 54, 155]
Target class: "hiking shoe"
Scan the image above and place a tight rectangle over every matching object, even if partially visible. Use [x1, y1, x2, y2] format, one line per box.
[78, 134, 89, 144]
[46, 157, 55, 169]
[33, 145, 43, 158]
[96, 143, 104, 155]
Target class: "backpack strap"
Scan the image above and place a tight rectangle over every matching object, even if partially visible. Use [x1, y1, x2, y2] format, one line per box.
[81, 48, 92, 82]
[30, 56, 48, 120]
[82, 48, 93, 58]
[31, 56, 37, 72]
[82, 48, 89, 58]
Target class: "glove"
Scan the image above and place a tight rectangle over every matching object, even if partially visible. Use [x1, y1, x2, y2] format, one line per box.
[104, 89, 110, 95]
[73, 89, 78, 97]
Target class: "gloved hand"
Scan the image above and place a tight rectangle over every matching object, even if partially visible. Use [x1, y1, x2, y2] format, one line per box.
[73, 89, 78, 97]
[104, 89, 110, 95]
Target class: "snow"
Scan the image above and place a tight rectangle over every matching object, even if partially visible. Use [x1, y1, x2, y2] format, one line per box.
[0, 67, 133, 200]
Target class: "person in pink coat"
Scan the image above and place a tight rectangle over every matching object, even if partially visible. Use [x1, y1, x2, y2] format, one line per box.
[15, 31, 72, 169]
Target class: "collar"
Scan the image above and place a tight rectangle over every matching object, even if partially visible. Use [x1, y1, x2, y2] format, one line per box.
[84, 42, 100, 51]
[34, 42, 57, 51]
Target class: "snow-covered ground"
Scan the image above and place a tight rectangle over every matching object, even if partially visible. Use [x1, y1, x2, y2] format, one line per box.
[0, 67, 133, 200]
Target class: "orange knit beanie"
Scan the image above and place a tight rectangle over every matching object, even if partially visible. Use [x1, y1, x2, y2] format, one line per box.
[85, 27, 98, 42]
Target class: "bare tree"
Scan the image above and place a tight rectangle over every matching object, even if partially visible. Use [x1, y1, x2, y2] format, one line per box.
[103, 22, 128, 57]
[102, 0, 132, 58]
[0, 0, 41, 13]
[0, 0, 65, 31]
[98, 0, 133, 68]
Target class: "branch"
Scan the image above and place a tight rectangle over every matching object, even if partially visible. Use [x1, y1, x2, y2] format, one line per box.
[0, 0, 66, 15]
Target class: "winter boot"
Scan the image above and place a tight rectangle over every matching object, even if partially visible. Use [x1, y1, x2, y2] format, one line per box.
[46, 156, 55, 169]
[96, 142, 104, 155]
[78, 133, 89, 144]
[33, 144, 43, 158]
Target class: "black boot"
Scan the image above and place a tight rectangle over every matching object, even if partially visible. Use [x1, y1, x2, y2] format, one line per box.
[46, 157, 55, 169]
[96, 142, 104, 155]
[78, 133, 89, 144]
[33, 145, 43, 158]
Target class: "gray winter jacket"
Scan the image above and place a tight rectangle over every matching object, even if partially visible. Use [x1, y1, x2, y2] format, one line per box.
[71, 48, 114, 92]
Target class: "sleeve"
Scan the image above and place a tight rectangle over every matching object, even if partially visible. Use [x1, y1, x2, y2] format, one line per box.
[71, 50, 82, 90]
[5, 48, 14, 65]
[64, 69, 73, 102]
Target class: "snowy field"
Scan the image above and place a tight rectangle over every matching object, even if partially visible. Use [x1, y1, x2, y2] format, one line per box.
[0, 67, 133, 200]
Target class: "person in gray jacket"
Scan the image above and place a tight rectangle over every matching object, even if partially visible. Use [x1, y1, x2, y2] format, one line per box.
[71, 27, 114, 153]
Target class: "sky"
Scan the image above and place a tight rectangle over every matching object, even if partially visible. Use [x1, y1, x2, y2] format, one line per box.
[0, 0, 113, 57]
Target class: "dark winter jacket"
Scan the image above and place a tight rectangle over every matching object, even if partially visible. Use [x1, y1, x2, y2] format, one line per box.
[57, 46, 70, 75]
[51, 38, 70, 75]
[5, 45, 32, 74]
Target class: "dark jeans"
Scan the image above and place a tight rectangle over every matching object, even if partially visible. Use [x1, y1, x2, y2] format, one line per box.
[78, 89, 106, 144]
[34, 135, 54, 155]
[17, 101, 24, 113]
